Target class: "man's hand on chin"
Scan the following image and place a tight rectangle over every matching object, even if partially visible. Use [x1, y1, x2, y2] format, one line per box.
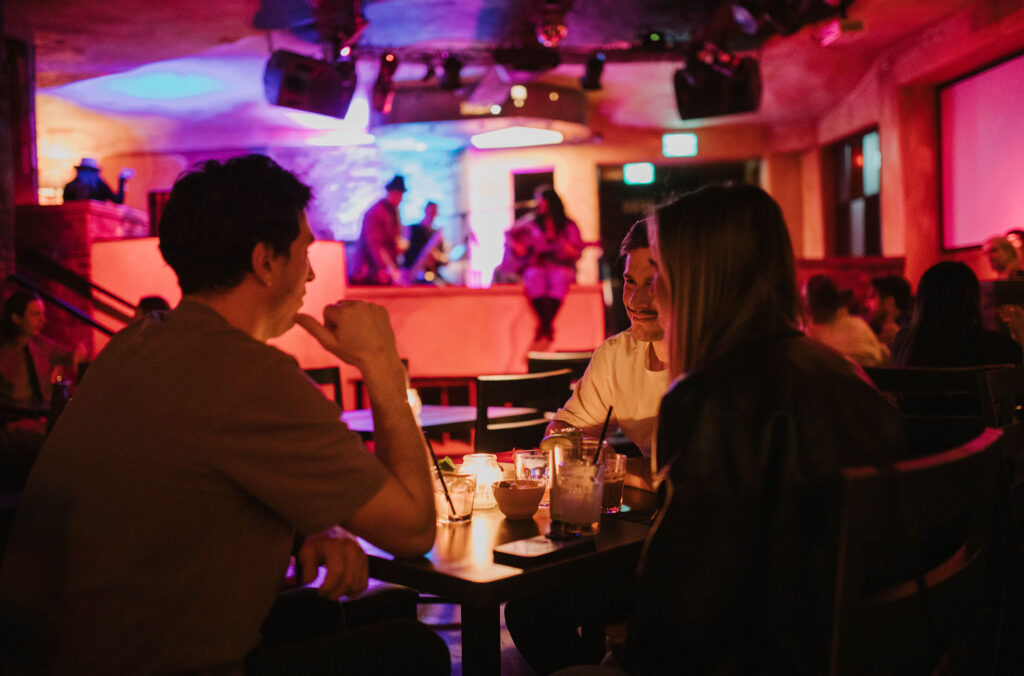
[295, 302, 401, 374]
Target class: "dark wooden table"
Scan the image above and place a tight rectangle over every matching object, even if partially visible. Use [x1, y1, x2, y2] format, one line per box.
[341, 404, 536, 439]
[361, 486, 657, 675]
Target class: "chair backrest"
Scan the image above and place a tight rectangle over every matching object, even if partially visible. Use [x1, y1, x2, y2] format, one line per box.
[864, 364, 1020, 426]
[303, 366, 342, 407]
[526, 351, 593, 383]
[829, 427, 1003, 675]
[865, 365, 1023, 454]
[474, 368, 573, 452]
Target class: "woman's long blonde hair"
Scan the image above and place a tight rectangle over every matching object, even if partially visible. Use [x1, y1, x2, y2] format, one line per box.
[649, 183, 801, 378]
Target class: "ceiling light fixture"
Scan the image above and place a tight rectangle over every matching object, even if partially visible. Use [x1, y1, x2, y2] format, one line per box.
[535, 0, 570, 48]
[673, 47, 761, 120]
[580, 53, 605, 90]
[470, 126, 564, 150]
[440, 55, 462, 90]
[264, 50, 357, 120]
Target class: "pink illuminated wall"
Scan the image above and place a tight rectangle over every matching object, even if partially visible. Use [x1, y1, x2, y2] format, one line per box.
[89, 238, 349, 365]
[940, 53, 1024, 250]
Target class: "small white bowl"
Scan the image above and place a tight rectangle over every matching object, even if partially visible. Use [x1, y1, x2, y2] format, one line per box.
[493, 479, 545, 519]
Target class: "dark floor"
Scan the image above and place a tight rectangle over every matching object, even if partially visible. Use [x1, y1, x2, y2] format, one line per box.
[418, 602, 535, 676]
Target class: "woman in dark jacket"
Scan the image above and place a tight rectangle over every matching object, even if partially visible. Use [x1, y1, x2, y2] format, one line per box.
[613, 184, 909, 675]
[892, 261, 1021, 367]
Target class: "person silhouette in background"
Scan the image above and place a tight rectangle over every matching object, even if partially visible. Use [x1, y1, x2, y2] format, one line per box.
[803, 274, 889, 367]
[509, 187, 583, 351]
[402, 202, 448, 284]
[133, 295, 172, 322]
[62, 158, 133, 204]
[893, 261, 1022, 367]
[983, 236, 1023, 280]
[865, 274, 913, 347]
[350, 175, 409, 285]
[0, 291, 85, 409]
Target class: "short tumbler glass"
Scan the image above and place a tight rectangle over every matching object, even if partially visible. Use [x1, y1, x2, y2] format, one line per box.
[514, 449, 551, 506]
[434, 470, 476, 524]
[549, 457, 604, 539]
[601, 452, 628, 514]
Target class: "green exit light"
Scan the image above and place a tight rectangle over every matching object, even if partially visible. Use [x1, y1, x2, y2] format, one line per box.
[623, 162, 655, 185]
[662, 133, 698, 157]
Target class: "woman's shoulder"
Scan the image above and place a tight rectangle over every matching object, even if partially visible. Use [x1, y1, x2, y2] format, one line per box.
[981, 329, 1023, 365]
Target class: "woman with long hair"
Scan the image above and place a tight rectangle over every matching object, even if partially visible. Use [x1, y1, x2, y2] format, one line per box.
[892, 261, 1021, 367]
[612, 184, 908, 674]
[0, 291, 83, 408]
[509, 187, 583, 351]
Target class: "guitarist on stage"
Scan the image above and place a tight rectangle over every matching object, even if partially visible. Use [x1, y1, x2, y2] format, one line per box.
[402, 202, 449, 284]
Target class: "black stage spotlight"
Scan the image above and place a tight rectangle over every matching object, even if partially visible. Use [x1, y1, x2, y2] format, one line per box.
[372, 52, 398, 114]
[264, 50, 357, 119]
[728, 57, 762, 113]
[673, 52, 761, 120]
[581, 53, 605, 90]
[440, 55, 462, 90]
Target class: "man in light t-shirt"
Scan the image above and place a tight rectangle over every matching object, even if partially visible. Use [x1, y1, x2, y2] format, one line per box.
[546, 221, 670, 484]
[506, 220, 669, 674]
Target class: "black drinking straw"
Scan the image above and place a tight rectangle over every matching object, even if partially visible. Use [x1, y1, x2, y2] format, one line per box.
[594, 406, 614, 464]
[426, 436, 457, 514]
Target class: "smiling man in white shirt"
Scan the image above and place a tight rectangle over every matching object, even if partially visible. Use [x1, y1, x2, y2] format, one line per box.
[546, 220, 671, 464]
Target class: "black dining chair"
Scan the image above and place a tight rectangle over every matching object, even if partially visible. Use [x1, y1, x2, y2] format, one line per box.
[303, 366, 343, 407]
[828, 427, 1006, 675]
[526, 351, 593, 383]
[474, 369, 573, 452]
[864, 364, 1024, 454]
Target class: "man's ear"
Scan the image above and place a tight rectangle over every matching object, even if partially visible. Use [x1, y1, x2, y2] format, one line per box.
[250, 242, 277, 286]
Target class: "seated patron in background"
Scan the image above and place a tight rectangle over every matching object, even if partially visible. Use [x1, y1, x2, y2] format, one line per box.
[0, 290, 83, 492]
[546, 220, 670, 462]
[803, 274, 889, 367]
[893, 260, 1022, 367]
[0, 155, 448, 675]
[984, 235, 1023, 280]
[402, 201, 448, 283]
[865, 274, 912, 346]
[611, 184, 909, 674]
[62, 157, 133, 204]
[0, 291, 84, 408]
[349, 175, 409, 285]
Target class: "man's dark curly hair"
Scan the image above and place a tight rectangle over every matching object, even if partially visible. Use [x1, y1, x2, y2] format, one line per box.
[619, 219, 650, 259]
[158, 155, 312, 295]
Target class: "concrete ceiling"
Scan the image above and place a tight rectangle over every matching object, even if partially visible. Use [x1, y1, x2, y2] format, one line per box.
[6, 0, 979, 129]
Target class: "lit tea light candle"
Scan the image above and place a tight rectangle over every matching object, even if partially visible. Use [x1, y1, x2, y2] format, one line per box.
[460, 453, 503, 509]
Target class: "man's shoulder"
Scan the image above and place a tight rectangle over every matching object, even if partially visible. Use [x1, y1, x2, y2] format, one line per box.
[594, 330, 645, 361]
[107, 301, 296, 374]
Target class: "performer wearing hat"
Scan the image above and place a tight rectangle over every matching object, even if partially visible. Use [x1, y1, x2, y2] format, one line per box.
[349, 175, 409, 285]
[62, 158, 134, 204]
